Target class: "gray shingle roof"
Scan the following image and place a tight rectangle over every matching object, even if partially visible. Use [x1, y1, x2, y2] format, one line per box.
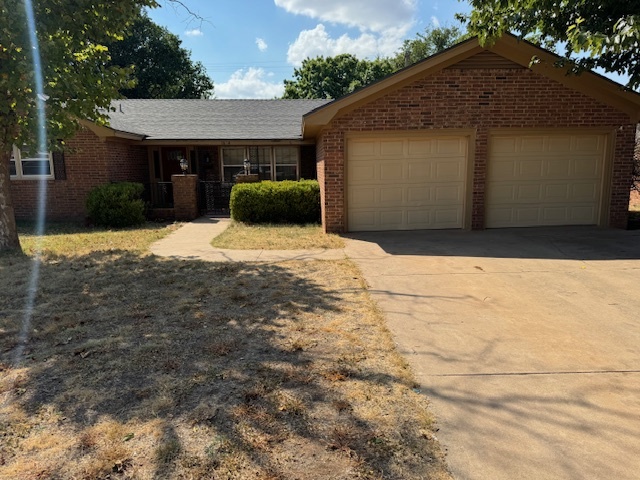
[106, 99, 332, 140]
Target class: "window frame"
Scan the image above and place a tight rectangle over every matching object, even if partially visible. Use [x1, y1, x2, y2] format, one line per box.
[220, 146, 299, 182]
[10, 145, 55, 180]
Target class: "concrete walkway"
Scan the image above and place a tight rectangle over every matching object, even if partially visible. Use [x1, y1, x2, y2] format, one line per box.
[150, 216, 347, 262]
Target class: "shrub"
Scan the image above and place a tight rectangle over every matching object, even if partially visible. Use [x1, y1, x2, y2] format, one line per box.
[230, 180, 320, 224]
[86, 182, 146, 228]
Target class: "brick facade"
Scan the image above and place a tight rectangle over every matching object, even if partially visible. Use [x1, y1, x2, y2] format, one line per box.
[10, 128, 149, 221]
[316, 67, 635, 232]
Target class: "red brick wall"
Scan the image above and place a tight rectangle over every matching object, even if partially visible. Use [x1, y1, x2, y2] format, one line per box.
[11, 128, 149, 221]
[107, 141, 149, 183]
[318, 67, 635, 232]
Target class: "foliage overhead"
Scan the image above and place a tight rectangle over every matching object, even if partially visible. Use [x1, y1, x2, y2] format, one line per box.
[460, 0, 640, 89]
[282, 54, 395, 100]
[392, 25, 468, 69]
[106, 12, 214, 99]
[282, 26, 466, 100]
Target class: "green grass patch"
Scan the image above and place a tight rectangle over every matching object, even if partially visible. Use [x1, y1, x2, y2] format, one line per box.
[210, 222, 345, 250]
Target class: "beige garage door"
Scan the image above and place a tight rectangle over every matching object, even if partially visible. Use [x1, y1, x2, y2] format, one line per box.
[486, 133, 606, 228]
[347, 135, 467, 231]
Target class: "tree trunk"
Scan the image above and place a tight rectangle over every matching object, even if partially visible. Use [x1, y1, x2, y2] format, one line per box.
[0, 148, 21, 252]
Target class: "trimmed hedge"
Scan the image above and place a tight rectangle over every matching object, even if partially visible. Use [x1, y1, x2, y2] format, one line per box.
[86, 182, 146, 228]
[230, 180, 320, 224]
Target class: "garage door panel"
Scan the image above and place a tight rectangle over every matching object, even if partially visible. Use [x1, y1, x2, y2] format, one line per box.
[407, 186, 431, 203]
[349, 187, 376, 207]
[487, 133, 605, 228]
[570, 205, 597, 222]
[573, 157, 601, 176]
[436, 138, 466, 155]
[575, 135, 603, 152]
[434, 208, 462, 226]
[520, 136, 545, 153]
[407, 161, 431, 180]
[380, 140, 404, 156]
[544, 184, 571, 200]
[349, 163, 377, 182]
[570, 183, 598, 200]
[408, 139, 433, 156]
[347, 135, 467, 231]
[547, 136, 572, 151]
[379, 187, 403, 204]
[435, 185, 463, 202]
[349, 140, 377, 157]
[490, 160, 517, 179]
[379, 163, 404, 181]
[435, 160, 464, 180]
[516, 184, 543, 201]
[545, 158, 572, 177]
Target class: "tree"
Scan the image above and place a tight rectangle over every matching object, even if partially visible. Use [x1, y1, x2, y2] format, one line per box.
[106, 12, 213, 99]
[392, 25, 467, 69]
[461, 0, 640, 89]
[282, 27, 467, 100]
[0, 1, 208, 251]
[282, 54, 395, 99]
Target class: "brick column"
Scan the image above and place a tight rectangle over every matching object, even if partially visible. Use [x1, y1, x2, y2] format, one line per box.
[171, 174, 199, 221]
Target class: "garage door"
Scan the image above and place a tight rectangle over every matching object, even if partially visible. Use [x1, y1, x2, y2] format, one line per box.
[347, 136, 467, 231]
[486, 133, 606, 228]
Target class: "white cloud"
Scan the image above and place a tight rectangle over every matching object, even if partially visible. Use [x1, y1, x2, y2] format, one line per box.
[256, 37, 268, 52]
[215, 68, 284, 99]
[431, 16, 440, 27]
[184, 28, 203, 37]
[275, 0, 416, 33]
[286, 24, 407, 66]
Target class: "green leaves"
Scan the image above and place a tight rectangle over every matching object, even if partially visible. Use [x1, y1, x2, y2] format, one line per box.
[105, 12, 214, 99]
[464, 0, 640, 89]
[282, 26, 465, 99]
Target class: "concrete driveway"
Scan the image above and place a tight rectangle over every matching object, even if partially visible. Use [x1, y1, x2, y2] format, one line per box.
[345, 227, 640, 480]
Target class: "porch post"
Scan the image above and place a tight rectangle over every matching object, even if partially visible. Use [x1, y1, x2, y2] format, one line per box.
[171, 174, 199, 221]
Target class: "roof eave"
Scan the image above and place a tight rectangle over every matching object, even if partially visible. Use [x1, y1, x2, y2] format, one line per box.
[303, 34, 640, 137]
[80, 119, 147, 141]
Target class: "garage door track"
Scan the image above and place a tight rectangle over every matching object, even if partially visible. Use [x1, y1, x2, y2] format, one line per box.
[345, 227, 640, 480]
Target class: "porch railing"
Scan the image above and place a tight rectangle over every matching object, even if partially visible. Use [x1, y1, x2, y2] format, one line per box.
[199, 181, 234, 214]
[144, 182, 174, 208]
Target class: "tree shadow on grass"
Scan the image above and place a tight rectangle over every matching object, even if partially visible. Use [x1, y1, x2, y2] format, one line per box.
[0, 251, 447, 479]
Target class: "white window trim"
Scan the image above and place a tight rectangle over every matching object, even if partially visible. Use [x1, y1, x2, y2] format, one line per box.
[220, 146, 299, 182]
[10, 145, 55, 180]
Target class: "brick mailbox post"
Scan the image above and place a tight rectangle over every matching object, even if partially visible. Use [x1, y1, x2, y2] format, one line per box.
[171, 174, 199, 221]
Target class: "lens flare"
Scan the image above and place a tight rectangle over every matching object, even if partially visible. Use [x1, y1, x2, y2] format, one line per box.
[13, 0, 49, 365]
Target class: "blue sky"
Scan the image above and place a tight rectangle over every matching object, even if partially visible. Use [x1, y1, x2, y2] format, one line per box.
[148, 0, 472, 98]
[147, 1, 628, 98]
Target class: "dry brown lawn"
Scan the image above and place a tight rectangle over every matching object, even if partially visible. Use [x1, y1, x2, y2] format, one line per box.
[210, 222, 345, 250]
[0, 222, 451, 479]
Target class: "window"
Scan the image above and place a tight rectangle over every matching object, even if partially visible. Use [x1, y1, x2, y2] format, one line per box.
[274, 146, 298, 181]
[10, 145, 54, 179]
[221, 147, 245, 182]
[221, 146, 299, 182]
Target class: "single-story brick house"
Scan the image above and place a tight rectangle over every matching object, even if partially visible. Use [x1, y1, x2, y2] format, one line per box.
[10, 34, 640, 232]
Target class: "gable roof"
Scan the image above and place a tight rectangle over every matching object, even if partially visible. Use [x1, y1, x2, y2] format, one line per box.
[101, 99, 331, 141]
[303, 33, 640, 138]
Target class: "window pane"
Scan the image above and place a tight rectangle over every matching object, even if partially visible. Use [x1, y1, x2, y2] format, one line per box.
[274, 146, 297, 165]
[21, 151, 51, 176]
[275, 165, 297, 181]
[223, 166, 243, 182]
[9, 160, 17, 176]
[257, 164, 272, 180]
[222, 147, 245, 166]
[21, 159, 52, 176]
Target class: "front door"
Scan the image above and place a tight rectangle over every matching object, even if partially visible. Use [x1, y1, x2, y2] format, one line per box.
[161, 147, 187, 181]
